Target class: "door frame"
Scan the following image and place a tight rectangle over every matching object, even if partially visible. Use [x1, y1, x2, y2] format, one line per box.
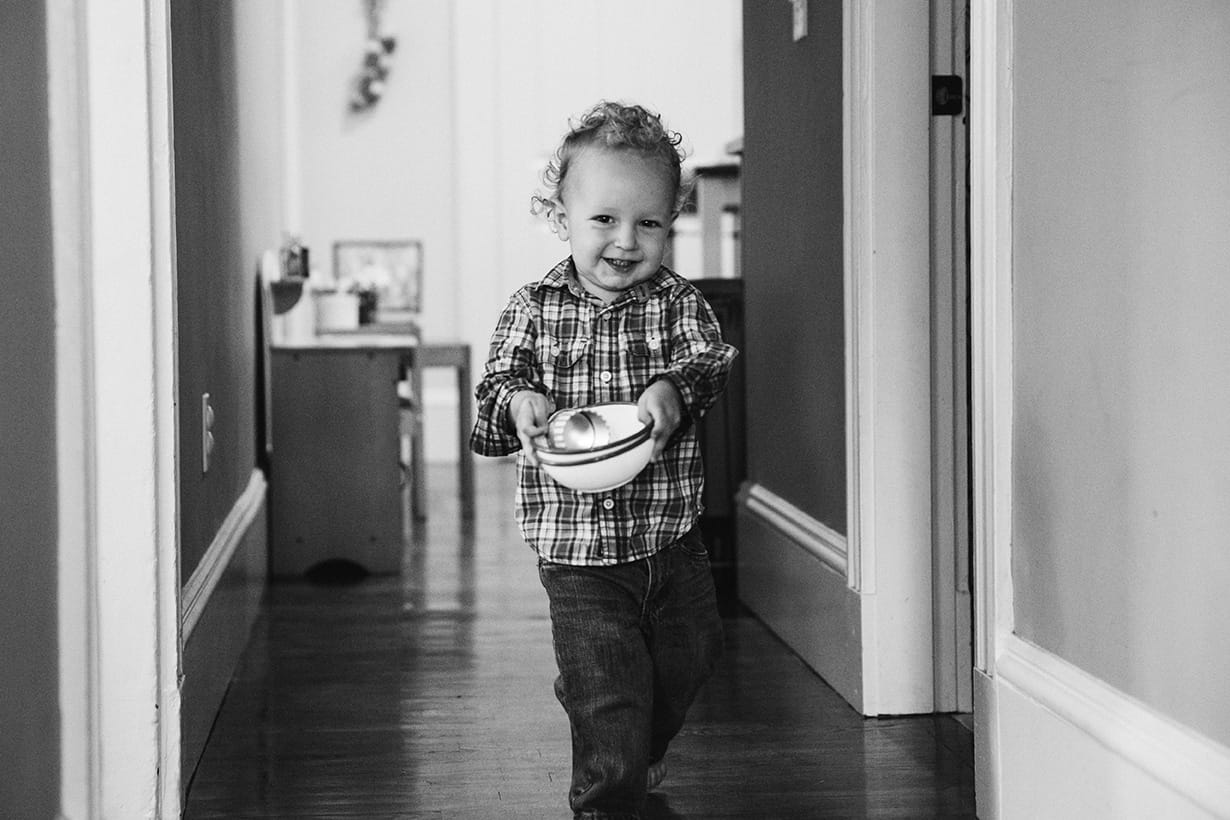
[968, 0, 1015, 815]
[843, 0, 936, 715]
[49, 0, 182, 815]
[929, 0, 974, 715]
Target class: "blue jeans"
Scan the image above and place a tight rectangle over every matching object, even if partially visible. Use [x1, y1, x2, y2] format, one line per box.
[538, 527, 725, 820]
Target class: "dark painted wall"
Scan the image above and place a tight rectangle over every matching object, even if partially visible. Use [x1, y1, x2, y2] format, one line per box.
[171, 1, 260, 584]
[741, 2, 846, 531]
[0, 2, 60, 816]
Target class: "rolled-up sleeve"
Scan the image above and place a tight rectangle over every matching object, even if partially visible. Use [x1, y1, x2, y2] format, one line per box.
[470, 292, 547, 457]
[657, 288, 739, 423]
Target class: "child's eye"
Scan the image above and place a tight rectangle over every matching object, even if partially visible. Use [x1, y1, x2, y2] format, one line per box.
[640, 220, 663, 229]
[592, 215, 614, 224]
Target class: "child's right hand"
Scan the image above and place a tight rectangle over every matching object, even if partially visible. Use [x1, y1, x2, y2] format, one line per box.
[508, 391, 554, 466]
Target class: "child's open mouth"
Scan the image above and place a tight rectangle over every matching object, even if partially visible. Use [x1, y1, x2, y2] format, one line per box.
[604, 258, 636, 272]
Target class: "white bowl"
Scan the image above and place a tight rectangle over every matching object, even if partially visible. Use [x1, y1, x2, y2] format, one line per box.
[533, 403, 650, 463]
[539, 433, 654, 493]
[533, 402, 654, 492]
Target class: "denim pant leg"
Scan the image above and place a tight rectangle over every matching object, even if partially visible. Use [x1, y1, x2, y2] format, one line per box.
[539, 560, 653, 819]
[647, 529, 725, 764]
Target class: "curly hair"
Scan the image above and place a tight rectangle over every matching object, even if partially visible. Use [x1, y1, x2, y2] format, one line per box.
[531, 101, 693, 220]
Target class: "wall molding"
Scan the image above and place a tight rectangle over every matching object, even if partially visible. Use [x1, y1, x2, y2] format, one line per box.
[181, 469, 267, 639]
[969, 1, 1015, 816]
[842, 0, 873, 595]
[737, 484, 863, 710]
[973, 669, 1001, 819]
[969, 0, 1017, 675]
[739, 482, 848, 575]
[48, 0, 103, 812]
[997, 634, 1230, 817]
[50, 1, 181, 815]
[839, 0, 936, 717]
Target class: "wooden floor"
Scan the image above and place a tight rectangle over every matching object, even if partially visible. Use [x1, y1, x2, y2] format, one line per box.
[184, 461, 975, 819]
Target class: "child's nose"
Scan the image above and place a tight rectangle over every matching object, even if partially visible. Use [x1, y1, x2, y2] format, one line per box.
[614, 223, 638, 249]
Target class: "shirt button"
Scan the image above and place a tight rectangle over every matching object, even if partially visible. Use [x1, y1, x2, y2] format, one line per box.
[599, 370, 613, 384]
[601, 498, 615, 510]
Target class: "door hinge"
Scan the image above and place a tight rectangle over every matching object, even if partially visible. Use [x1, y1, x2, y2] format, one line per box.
[932, 75, 964, 116]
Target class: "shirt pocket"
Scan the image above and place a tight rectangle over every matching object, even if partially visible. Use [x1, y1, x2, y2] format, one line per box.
[535, 334, 587, 394]
[624, 332, 671, 384]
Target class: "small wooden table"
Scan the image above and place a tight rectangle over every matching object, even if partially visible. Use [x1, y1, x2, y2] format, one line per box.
[269, 333, 473, 577]
[316, 318, 474, 520]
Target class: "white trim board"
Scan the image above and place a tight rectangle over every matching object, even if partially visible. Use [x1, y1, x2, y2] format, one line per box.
[993, 634, 1230, 819]
[841, 0, 936, 717]
[968, 0, 1015, 815]
[969, 0, 1016, 679]
[974, 669, 1002, 820]
[737, 478, 936, 716]
[737, 483, 862, 709]
[181, 470, 268, 639]
[50, 1, 181, 816]
[843, 0, 874, 596]
[48, 0, 103, 812]
[740, 482, 847, 574]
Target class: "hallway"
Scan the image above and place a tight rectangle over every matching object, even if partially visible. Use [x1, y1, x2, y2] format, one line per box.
[184, 462, 975, 819]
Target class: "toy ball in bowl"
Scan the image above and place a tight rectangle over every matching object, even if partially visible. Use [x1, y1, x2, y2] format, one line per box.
[533, 402, 654, 492]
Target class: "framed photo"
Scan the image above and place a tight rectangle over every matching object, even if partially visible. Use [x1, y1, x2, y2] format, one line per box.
[332, 239, 422, 312]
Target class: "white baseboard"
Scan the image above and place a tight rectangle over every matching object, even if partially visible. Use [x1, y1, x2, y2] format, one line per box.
[181, 469, 267, 638]
[740, 482, 848, 574]
[736, 482, 863, 710]
[992, 634, 1230, 819]
[974, 668, 1001, 820]
[179, 468, 268, 789]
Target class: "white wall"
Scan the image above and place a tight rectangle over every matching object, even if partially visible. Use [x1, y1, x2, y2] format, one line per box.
[1011, 0, 1230, 748]
[288, 0, 457, 318]
[235, 2, 289, 263]
[972, 2, 1230, 816]
[285, 0, 742, 460]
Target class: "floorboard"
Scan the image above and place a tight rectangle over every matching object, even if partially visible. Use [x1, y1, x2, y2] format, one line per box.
[184, 460, 975, 819]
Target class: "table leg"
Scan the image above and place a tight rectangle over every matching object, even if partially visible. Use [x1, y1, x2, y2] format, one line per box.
[457, 354, 474, 519]
[409, 353, 426, 520]
[409, 342, 475, 520]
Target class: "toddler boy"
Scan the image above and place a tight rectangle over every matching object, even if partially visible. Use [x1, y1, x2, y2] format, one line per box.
[471, 100, 738, 819]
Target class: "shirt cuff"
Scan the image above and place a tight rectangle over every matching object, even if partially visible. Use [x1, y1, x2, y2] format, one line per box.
[472, 379, 543, 456]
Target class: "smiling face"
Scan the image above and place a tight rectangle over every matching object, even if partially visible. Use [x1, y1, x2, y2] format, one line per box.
[553, 148, 676, 303]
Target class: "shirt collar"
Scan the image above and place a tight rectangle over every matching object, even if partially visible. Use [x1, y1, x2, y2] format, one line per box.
[536, 258, 677, 307]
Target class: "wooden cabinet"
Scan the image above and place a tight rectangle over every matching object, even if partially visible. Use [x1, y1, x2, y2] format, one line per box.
[269, 346, 405, 577]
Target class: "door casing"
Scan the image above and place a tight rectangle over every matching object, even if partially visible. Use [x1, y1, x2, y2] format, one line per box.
[929, 0, 974, 716]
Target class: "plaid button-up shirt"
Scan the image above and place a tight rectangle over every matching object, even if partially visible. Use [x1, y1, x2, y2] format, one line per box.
[471, 259, 738, 566]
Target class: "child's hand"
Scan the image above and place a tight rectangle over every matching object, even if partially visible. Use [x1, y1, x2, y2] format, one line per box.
[509, 390, 553, 466]
[637, 379, 683, 460]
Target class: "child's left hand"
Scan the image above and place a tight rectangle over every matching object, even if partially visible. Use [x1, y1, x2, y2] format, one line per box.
[637, 379, 683, 460]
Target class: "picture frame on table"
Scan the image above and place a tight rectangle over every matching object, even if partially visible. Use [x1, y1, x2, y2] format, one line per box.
[332, 239, 423, 313]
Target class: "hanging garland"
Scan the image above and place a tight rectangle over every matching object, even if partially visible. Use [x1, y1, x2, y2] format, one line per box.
[350, 0, 397, 113]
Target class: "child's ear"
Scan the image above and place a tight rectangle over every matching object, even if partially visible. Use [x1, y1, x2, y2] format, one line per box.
[548, 202, 570, 241]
